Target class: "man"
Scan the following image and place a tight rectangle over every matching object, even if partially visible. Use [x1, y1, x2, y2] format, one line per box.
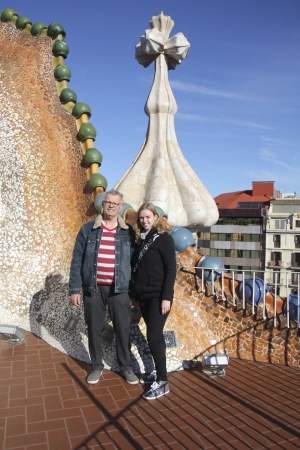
[69, 189, 138, 385]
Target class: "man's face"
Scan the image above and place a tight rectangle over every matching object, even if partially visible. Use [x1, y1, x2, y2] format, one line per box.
[102, 194, 122, 219]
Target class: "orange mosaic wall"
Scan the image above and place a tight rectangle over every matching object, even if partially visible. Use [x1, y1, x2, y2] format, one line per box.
[0, 22, 93, 322]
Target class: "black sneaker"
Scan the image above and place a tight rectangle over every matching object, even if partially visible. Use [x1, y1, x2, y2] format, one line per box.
[86, 370, 103, 384]
[140, 370, 157, 385]
[121, 369, 139, 385]
[143, 381, 170, 400]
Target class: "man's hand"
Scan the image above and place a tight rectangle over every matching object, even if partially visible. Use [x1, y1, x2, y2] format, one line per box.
[130, 296, 139, 310]
[70, 294, 81, 307]
[161, 300, 171, 315]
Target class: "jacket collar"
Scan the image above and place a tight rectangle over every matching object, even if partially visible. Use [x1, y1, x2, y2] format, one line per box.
[93, 213, 129, 230]
[144, 228, 158, 238]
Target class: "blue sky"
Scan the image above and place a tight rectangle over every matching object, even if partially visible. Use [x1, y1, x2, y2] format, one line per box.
[3, 0, 300, 197]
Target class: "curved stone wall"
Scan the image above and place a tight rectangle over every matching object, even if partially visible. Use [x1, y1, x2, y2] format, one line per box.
[0, 20, 93, 357]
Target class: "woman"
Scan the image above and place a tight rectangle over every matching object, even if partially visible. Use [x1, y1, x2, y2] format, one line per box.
[131, 203, 176, 400]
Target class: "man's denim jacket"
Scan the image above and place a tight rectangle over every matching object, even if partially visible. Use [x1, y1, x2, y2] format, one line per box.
[69, 214, 135, 295]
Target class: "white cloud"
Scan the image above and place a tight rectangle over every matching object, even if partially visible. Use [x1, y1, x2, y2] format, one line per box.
[170, 79, 254, 101]
[177, 112, 273, 131]
[260, 136, 289, 147]
[176, 113, 211, 122]
[229, 120, 273, 131]
[258, 147, 296, 170]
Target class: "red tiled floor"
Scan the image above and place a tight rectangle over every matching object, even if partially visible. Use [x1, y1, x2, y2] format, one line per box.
[0, 331, 300, 449]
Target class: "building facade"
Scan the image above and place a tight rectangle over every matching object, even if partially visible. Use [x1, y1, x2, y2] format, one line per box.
[265, 198, 300, 297]
[197, 181, 300, 298]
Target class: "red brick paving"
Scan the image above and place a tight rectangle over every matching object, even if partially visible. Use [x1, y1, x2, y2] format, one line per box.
[0, 331, 299, 449]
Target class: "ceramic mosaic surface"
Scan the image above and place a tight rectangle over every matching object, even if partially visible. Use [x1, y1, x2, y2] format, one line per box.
[0, 20, 92, 358]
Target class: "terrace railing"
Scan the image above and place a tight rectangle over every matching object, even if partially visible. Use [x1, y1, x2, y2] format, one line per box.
[192, 267, 300, 329]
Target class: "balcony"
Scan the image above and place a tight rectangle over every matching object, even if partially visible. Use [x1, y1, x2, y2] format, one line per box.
[268, 260, 282, 267]
[287, 261, 300, 269]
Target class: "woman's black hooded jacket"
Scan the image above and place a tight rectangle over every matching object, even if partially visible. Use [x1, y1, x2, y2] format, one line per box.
[131, 228, 176, 301]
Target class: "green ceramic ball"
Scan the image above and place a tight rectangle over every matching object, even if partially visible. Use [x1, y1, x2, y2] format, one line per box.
[54, 64, 71, 82]
[89, 173, 108, 192]
[16, 16, 31, 30]
[84, 148, 102, 166]
[31, 22, 47, 36]
[47, 23, 66, 39]
[52, 40, 69, 58]
[77, 123, 96, 142]
[1, 8, 18, 22]
[72, 102, 91, 119]
[59, 88, 77, 104]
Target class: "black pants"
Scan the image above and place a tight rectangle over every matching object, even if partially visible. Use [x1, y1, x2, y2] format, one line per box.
[83, 285, 132, 372]
[139, 297, 169, 381]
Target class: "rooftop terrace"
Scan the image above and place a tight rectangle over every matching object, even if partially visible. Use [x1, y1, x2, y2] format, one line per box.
[1, 331, 299, 449]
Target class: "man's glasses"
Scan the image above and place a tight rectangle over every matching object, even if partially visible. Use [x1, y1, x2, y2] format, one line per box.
[102, 201, 120, 207]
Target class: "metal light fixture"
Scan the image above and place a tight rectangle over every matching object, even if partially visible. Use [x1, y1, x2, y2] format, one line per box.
[202, 353, 229, 377]
[0, 324, 25, 345]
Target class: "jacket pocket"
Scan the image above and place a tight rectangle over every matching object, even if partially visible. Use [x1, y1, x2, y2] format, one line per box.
[85, 238, 97, 257]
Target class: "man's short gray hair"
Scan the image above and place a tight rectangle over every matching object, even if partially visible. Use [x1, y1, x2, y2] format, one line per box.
[104, 189, 124, 204]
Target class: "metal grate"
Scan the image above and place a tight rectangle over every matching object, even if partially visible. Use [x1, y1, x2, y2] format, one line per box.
[163, 330, 177, 348]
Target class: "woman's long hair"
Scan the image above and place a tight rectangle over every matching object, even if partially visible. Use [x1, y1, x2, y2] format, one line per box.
[134, 202, 167, 243]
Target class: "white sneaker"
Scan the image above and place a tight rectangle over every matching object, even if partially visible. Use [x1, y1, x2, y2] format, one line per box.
[143, 381, 170, 400]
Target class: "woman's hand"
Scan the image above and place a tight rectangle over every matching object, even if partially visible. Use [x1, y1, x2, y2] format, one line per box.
[161, 300, 171, 315]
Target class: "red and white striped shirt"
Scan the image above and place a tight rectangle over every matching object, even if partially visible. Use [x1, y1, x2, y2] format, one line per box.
[96, 223, 117, 285]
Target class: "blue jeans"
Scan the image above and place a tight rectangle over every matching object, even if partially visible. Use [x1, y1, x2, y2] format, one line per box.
[83, 285, 132, 371]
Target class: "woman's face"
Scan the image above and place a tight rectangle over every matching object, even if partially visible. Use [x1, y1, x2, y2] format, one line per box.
[139, 209, 158, 231]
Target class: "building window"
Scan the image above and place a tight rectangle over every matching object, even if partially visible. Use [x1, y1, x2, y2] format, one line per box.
[198, 240, 209, 249]
[198, 231, 210, 240]
[252, 234, 260, 242]
[274, 219, 285, 230]
[272, 270, 281, 284]
[296, 220, 300, 228]
[291, 272, 300, 285]
[270, 251, 282, 266]
[238, 202, 264, 208]
[251, 251, 260, 259]
[273, 234, 281, 248]
[295, 235, 300, 249]
[291, 253, 300, 268]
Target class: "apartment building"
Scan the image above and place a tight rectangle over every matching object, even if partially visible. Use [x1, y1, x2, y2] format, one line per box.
[197, 181, 277, 272]
[265, 197, 300, 297]
[197, 181, 300, 299]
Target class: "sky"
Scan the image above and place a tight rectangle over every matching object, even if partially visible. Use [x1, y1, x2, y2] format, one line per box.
[2, 0, 300, 198]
